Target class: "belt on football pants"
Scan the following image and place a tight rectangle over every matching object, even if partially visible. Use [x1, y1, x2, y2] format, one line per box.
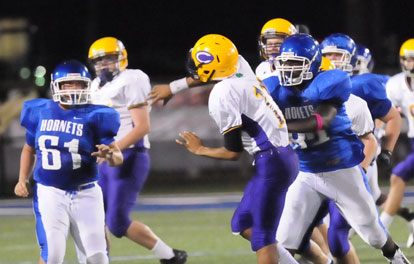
[77, 182, 96, 191]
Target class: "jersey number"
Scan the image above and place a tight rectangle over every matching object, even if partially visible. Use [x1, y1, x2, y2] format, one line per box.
[38, 135, 81, 170]
[290, 131, 330, 149]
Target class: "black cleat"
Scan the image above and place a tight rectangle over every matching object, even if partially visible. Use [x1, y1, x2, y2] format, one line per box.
[160, 249, 188, 264]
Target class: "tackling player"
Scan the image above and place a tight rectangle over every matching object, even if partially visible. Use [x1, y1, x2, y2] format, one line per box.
[88, 37, 187, 264]
[14, 60, 123, 264]
[176, 34, 299, 264]
[385, 38, 414, 247]
[262, 33, 409, 264]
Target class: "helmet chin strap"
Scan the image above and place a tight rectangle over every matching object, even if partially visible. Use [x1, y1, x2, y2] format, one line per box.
[99, 68, 116, 86]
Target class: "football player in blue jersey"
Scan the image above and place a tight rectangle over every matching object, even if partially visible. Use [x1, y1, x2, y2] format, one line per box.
[262, 33, 409, 263]
[321, 34, 401, 181]
[322, 33, 414, 246]
[14, 60, 123, 264]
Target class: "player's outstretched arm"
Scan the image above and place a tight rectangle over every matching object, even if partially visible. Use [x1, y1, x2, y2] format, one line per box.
[147, 77, 204, 106]
[287, 103, 338, 133]
[92, 142, 123, 166]
[15, 143, 35, 197]
[176, 131, 241, 160]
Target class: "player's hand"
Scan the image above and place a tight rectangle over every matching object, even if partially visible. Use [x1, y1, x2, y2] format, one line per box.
[14, 180, 30, 197]
[92, 144, 113, 164]
[146, 84, 173, 106]
[176, 131, 203, 154]
[377, 149, 393, 177]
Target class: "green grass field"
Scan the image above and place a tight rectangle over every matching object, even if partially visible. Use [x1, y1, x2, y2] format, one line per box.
[1, 208, 414, 263]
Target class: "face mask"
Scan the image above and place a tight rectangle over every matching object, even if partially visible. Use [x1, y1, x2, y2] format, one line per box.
[99, 68, 114, 86]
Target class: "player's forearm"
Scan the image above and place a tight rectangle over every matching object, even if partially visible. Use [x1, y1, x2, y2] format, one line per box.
[381, 107, 401, 152]
[195, 146, 241, 160]
[287, 104, 337, 133]
[359, 133, 378, 171]
[116, 125, 149, 151]
[18, 143, 35, 183]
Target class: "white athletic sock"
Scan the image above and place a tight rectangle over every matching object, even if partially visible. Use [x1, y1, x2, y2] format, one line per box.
[380, 211, 394, 229]
[326, 252, 334, 261]
[151, 239, 174, 260]
[276, 243, 298, 264]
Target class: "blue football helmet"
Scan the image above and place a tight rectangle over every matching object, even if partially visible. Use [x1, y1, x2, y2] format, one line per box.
[321, 33, 356, 72]
[275, 33, 322, 86]
[353, 44, 374, 75]
[51, 60, 91, 105]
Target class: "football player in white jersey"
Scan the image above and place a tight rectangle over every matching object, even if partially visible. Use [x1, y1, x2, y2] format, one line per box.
[14, 60, 123, 264]
[256, 18, 297, 80]
[176, 34, 300, 264]
[385, 38, 414, 247]
[88, 37, 187, 264]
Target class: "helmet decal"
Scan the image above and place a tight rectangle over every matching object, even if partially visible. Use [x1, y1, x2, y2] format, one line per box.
[196, 51, 215, 64]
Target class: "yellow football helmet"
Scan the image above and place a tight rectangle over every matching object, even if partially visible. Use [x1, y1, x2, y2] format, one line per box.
[88, 37, 128, 73]
[259, 18, 297, 60]
[188, 34, 239, 83]
[399, 38, 414, 77]
[320, 56, 335, 72]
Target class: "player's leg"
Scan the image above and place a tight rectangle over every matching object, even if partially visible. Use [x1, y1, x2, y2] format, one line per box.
[276, 171, 325, 255]
[381, 152, 414, 223]
[250, 146, 298, 264]
[327, 200, 360, 264]
[70, 184, 108, 264]
[328, 166, 408, 262]
[314, 223, 332, 257]
[296, 199, 333, 264]
[35, 183, 70, 264]
[102, 148, 186, 262]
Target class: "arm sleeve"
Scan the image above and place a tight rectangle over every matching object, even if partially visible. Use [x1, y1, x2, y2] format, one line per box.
[20, 101, 37, 146]
[223, 127, 243, 152]
[125, 71, 151, 109]
[96, 108, 121, 146]
[345, 95, 374, 136]
[208, 83, 242, 135]
[303, 70, 351, 105]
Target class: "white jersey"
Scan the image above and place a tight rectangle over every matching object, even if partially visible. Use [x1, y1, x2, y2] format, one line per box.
[235, 55, 256, 79]
[386, 72, 414, 138]
[345, 94, 374, 136]
[91, 69, 151, 148]
[255, 60, 274, 81]
[208, 76, 289, 155]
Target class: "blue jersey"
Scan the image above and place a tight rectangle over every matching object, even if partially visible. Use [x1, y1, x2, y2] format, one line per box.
[20, 99, 120, 190]
[351, 73, 391, 120]
[263, 70, 364, 172]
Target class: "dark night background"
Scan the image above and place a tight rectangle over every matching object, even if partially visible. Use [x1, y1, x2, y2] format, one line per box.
[0, 0, 413, 196]
[0, 0, 413, 97]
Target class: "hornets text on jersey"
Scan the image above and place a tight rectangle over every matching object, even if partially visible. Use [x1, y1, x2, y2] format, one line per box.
[21, 98, 120, 190]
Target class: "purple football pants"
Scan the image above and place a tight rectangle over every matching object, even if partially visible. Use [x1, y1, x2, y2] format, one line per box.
[98, 148, 150, 237]
[231, 146, 299, 251]
[392, 138, 414, 182]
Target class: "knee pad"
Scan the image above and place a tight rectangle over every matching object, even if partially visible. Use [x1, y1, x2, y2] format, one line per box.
[86, 252, 109, 264]
[328, 227, 350, 257]
[106, 215, 131, 238]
